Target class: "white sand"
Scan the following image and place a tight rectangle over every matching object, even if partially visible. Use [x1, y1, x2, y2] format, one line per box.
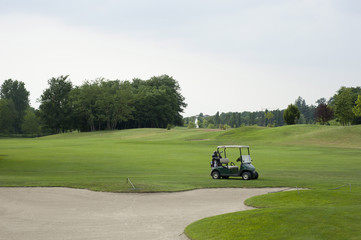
[0, 187, 288, 240]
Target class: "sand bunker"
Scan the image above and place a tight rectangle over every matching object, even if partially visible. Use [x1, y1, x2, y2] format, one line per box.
[0, 187, 289, 240]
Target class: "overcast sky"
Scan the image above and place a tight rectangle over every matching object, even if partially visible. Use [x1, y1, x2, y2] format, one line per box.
[1, 0, 360, 116]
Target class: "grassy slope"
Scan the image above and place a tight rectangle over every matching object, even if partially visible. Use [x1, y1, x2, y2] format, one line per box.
[1, 125, 361, 239]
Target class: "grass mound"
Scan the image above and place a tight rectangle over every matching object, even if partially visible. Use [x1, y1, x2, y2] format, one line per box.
[185, 188, 361, 240]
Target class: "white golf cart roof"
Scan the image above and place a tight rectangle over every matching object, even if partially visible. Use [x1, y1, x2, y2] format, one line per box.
[217, 145, 249, 148]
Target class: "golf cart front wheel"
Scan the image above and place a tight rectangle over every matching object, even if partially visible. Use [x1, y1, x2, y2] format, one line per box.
[211, 171, 221, 179]
[242, 172, 251, 180]
[253, 171, 259, 179]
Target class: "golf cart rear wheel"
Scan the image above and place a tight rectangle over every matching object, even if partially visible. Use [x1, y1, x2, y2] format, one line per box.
[242, 172, 251, 180]
[211, 171, 221, 179]
[253, 171, 259, 179]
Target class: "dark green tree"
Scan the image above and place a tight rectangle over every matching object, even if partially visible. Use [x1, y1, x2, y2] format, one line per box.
[229, 113, 236, 128]
[131, 75, 186, 128]
[283, 104, 300, 125]
[70, 81, 99, 131]
[235, 112, 241, 127]
[0, 99, 16, 134]
[39, 75, 73, 133]
[148, 75, 187, 126]
[70, 79, 134, 131]
[0, 79, 29, 133]
[249, 112, 255, 125]
[95, 80, 134, 130]
[214, 111, 220, 128]
[294, 96, 315, 124]
[21, 108, 41, 136]
[69, 76, 185, 131]
[133, 85, 170, 128]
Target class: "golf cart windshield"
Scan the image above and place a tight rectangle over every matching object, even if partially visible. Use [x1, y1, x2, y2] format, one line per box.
[242, 155, 252, 163]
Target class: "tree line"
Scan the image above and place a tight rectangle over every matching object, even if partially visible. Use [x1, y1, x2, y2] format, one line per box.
[0, 75, 187, 136]
[185, 87, 361, 129]
[1, 76, 360, 136]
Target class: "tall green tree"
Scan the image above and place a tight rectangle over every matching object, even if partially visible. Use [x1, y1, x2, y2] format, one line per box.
[133, 85, 170, 128]
[147, 75, 187, 126]
[332, 87, 361, 125]
[214, 111, 220, 128]
[70, 81, 99, 131]
[71, 79, 136, 131]
[39, 75, 73, 133]
[0, 79, 29, 133]
[0, 99, 16, 134]
[284, 104, 300, 125]
[294, 96, 315, 124]
[95, 80, 134, 130]
[21, 108, 41, 136]
[273, 109, 285, 126]
[131, 75, 186, 128]
[265, 110, 274, 126]
[353, 95, 361, 117]
[249, 112, 255, 125]
[69, 81, 99, 131]
[235, 113, 241, 127]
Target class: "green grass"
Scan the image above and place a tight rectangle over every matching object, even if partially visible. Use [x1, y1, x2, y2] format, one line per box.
[185, 187, 361, 240]
[1, 125, 361, 239]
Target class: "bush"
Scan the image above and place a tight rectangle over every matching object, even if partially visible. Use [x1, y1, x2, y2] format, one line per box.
[220, 124, 231, 130]
[166, 124, 174, 130]
[207, 123, 215, 129]
[284, 104, 300, 125]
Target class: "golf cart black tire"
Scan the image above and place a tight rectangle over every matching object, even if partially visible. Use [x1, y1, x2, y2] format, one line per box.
[211, 171, 221, 179]
[253, 171, 259, 179]
[242, 172, 251, 180]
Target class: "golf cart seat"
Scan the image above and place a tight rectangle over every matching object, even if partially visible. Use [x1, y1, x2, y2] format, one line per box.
[220, 158, 238, 170]
[220, 158, 229, 164]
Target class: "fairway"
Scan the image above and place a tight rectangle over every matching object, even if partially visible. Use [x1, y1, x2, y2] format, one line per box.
[1, 125, 360, 191]
[1, 125, 361, 239]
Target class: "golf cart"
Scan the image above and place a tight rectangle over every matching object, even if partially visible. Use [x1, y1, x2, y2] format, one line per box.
[210, 145, 259, 180]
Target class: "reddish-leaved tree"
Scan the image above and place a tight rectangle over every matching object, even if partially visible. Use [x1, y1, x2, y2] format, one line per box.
[316, 103, 334, 125]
